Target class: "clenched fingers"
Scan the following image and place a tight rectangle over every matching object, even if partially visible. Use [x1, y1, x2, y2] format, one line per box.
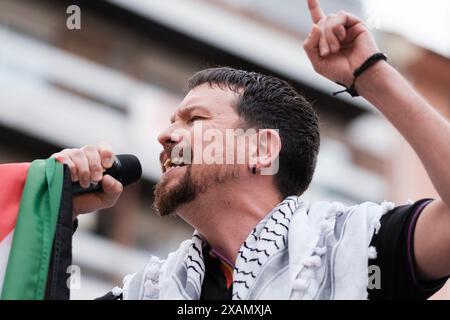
[51, 143, 115, 189]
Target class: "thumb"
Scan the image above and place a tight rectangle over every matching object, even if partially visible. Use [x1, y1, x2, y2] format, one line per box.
[72, 175, 123, 218]
[303, 24, 322, 66]
[97, 175, 123, 206]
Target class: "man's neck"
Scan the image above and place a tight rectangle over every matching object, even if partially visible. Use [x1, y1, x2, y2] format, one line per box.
[176, 181, 282, 266]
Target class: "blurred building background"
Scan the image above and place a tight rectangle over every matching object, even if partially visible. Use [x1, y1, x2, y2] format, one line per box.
[0, 0, 448, 299]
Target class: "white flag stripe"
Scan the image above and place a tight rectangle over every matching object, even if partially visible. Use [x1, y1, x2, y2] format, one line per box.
[0, 230, 14, 292]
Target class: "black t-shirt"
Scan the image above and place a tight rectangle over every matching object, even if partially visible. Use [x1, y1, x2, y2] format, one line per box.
[200, 199, 449, 300]
[367, 198, 448, 299]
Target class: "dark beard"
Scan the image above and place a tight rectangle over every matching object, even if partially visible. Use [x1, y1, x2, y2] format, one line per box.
[153, 164, 240, 216]
[153, 166, 196, 217]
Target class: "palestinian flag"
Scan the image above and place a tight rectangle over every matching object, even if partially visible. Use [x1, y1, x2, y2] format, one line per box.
[0, 158, 72, 300]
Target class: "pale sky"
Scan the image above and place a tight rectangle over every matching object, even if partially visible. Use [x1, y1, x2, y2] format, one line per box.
[363, 0, 450, 57]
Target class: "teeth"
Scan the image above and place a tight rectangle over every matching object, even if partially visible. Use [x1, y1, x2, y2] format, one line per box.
[163, 157, 186, 173]
[172, 157, 183, 166]
[163, 158, 171, 168]
[163, 158, 172, 172]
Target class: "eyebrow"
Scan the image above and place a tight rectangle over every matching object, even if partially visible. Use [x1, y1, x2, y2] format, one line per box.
[170, 105, 212, 123]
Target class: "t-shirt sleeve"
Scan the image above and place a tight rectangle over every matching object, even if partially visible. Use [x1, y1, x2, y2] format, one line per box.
[368, 198, 449, 300]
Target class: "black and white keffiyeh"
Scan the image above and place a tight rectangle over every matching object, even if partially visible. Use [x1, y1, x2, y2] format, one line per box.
[116, 196, 395, 300]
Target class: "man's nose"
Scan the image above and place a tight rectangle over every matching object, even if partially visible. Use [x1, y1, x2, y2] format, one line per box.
[157, 125, 183, 148]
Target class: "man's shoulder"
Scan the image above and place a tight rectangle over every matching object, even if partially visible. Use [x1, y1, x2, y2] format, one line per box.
[305, 199, 395, 221]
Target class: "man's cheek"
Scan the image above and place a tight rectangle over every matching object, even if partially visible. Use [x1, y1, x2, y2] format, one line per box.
[189, 163, 205, 178]
[190, 146, 200, 165]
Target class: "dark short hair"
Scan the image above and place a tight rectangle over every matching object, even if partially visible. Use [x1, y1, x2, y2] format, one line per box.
[187, 67, 320, 197]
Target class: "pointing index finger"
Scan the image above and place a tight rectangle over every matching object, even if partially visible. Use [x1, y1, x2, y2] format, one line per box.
[307, 0, 325, 23]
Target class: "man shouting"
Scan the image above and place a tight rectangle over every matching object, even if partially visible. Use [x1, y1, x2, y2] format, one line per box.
[52, 0, 450, 300]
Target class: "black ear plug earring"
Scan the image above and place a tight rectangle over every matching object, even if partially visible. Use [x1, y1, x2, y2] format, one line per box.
[252, 165, 257, 175]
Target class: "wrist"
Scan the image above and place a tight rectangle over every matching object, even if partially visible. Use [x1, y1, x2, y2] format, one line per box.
[333, 53, 389, 97]
[354, 60, 392, 97]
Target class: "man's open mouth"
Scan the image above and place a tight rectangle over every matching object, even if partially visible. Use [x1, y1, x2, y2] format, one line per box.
[163, 157, 188, 173]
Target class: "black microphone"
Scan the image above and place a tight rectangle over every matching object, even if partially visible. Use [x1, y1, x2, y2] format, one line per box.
[72, 154, 142, 195]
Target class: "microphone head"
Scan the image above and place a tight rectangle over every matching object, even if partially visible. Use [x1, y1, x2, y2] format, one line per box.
[115, 154, 142, 186]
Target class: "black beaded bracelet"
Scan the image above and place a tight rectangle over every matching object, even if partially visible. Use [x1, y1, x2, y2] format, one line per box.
[333, 52, 388, 97]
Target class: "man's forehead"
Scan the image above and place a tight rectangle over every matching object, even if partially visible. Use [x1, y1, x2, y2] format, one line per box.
[176, 83, 239, 114]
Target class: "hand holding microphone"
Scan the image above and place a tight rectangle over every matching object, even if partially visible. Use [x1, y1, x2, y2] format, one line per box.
[51, 144, 142, 220]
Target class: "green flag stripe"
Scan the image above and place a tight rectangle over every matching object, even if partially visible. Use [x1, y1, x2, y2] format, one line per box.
[1, 158, 64, 300]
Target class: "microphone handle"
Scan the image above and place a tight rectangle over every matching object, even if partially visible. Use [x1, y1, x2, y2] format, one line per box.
[72, 181, 103, 195]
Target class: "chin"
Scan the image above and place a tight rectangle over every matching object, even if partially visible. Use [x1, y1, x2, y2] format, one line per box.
[153, 167, 197, 217]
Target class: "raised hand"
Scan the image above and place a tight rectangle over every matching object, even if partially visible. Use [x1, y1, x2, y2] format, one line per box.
[51, 143, 123, 220]
[303, 0, 379, 87]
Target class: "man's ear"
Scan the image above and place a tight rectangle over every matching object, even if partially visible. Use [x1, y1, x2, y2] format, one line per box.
[256, 129, 281, 176]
